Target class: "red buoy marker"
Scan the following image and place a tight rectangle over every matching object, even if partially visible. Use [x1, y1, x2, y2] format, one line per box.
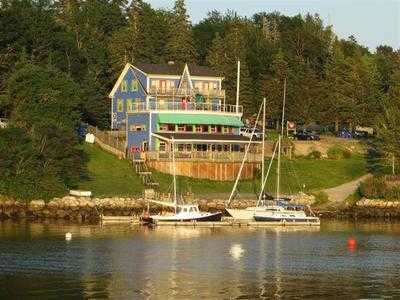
[347, 237, 357, 251]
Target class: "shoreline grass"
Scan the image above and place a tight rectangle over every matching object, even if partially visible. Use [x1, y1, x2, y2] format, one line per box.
[78, 143, 367, 198]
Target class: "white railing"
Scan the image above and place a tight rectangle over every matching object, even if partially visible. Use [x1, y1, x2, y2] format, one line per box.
[146, 151, 262, 162]
[149, 87, 225, 98]
[128, 101, 243, 114]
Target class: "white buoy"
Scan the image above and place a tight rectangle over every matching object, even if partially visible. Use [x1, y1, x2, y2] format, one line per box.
[65, 232, 72, 241]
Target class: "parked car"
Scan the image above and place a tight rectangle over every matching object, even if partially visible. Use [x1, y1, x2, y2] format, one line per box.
[240, 126, 263, 140]
[338, 129, 369, 139]
[337, 129, 353, 139]
[0, 118, 8, 129]
[294, 130, 320, 141]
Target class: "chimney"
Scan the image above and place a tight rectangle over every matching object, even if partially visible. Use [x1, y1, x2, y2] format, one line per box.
[168, 61, 175, 65]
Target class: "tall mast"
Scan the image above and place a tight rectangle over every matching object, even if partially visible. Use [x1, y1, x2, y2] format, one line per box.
[281, 78, 286, 136]
[172, 137, 177, 213]
[226, 102, 263, 208]
[276, 135, 281, 201]
[236, 60, 240, 114]
[276, 78, 286, 201]
[261, 97, 266, 196]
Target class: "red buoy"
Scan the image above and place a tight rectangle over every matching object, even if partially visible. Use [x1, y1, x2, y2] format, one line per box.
[347, 237, 357, 251]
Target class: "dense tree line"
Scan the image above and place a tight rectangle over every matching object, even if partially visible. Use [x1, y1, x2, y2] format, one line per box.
[0, 0, 399, 199]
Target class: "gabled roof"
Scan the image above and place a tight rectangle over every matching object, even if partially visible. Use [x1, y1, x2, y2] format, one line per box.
[136, 62, 221, 77]
[109, 63, 147, 98]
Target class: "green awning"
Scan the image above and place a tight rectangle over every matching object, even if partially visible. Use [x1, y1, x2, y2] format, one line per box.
[157, 113, 243, 127]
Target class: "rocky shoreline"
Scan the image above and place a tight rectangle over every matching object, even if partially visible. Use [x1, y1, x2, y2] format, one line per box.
[1, 196, 400, 222]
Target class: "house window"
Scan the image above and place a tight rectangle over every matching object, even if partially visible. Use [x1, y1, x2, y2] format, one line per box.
[202, 125, 209, 133]
[159, 142, 166, 152]
[121, 80, 128, 92]
[127, 99, 133, 112]
[186, 125, 193, 132]
[178, 144, 185, 152]
[117, 99, 124, 112]
[213, 82, 218, 90]
[216, 126, 222, 133]
[177, 125, 185, 132]
[160, 124, 168, 131]
[210, 126, 216, 133]
[196, 126, 202, 133]
[131, 79, 138, 92]
[129, 124, 146, 131]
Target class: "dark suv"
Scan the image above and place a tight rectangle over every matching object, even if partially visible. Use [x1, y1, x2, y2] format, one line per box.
[294, 130, 320, 141]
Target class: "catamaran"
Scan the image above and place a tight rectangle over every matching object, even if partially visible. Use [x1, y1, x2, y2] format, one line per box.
[226, 80, 320, 224]
[142, 137, 223, 224]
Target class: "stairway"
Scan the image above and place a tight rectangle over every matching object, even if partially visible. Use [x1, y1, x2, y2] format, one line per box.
[133, 160, 159, 187]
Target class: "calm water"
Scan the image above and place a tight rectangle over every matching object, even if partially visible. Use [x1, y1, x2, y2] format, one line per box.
[1, 220, 400, 299]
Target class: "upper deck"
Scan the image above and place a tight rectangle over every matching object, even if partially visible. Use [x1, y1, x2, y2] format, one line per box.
[148, 87, 225, 99]
[128, 100, 243, 115]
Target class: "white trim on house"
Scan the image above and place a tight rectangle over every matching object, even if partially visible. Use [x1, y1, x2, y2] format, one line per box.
[109, 63, 131, 98]
[149, 112, 152, 147]
[126, 110, 242, 117]
[148, 74, 181, 80]
[109, 63, 149, 98]
[151, 133, 260, 144]
[190, 75, 224, 81]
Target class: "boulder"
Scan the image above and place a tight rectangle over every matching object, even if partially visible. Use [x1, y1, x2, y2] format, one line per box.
[29, 200, 45, 210]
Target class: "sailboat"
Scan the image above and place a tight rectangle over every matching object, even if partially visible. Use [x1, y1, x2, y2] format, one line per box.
[225, 98, 277, 221]
[226, 80, 320, 224]
[143, 137, 223, 224]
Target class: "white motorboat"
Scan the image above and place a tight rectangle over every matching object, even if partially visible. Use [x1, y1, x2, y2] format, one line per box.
[143, 137, 222, 224]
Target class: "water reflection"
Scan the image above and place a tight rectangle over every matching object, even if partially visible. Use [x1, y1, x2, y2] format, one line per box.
[0, 220, 400, 299]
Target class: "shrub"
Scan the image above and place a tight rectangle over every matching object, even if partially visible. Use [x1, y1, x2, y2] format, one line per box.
[313, 191, 329, 206]
[307, 150, 322, 159]
[327, 146, 352, 159]
[342, 148, 352, 159]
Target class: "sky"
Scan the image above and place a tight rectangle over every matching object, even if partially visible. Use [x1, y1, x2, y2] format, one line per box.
[147, 0, 400, 51]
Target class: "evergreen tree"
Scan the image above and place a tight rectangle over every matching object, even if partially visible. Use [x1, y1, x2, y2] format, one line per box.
[166, 0, 196, 63]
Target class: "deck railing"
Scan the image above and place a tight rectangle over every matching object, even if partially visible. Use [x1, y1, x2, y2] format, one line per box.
[149, 87, 225, 98]
[146, 150, 262, 162]
[129, 100, 243, 114]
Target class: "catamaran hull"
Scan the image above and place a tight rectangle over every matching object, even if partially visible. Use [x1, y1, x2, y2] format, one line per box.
[150, 212, 223, 223]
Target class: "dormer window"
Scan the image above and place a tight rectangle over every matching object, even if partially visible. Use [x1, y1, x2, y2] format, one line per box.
[131, 79, 138, 92]
[121, 80, 128, 92]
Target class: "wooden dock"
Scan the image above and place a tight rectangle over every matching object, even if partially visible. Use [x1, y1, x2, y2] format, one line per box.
[153, 220, 320, 227]
[100, 215, 141, 225]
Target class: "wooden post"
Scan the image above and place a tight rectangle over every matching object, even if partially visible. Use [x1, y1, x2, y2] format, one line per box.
[392, 153, 395, 175]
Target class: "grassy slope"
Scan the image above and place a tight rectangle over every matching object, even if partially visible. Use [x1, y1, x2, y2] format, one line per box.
[78, 143, 367, 198]
[77, 144, 144, 197]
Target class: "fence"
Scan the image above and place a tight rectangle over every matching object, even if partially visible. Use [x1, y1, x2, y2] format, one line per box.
[88, 126, 127, 158]
[146, 150, 262, 163]
[127, 100, 243, 114]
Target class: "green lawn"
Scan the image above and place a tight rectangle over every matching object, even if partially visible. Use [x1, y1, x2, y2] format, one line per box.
[78, 143, 367, 198]
[77, 144, 144, 197]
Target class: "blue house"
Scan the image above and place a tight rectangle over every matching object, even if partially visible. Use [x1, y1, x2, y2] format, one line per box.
[109, 62, 256, 160]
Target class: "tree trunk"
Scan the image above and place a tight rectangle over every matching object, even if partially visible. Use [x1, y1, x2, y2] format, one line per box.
[335, 120, 339, 132]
